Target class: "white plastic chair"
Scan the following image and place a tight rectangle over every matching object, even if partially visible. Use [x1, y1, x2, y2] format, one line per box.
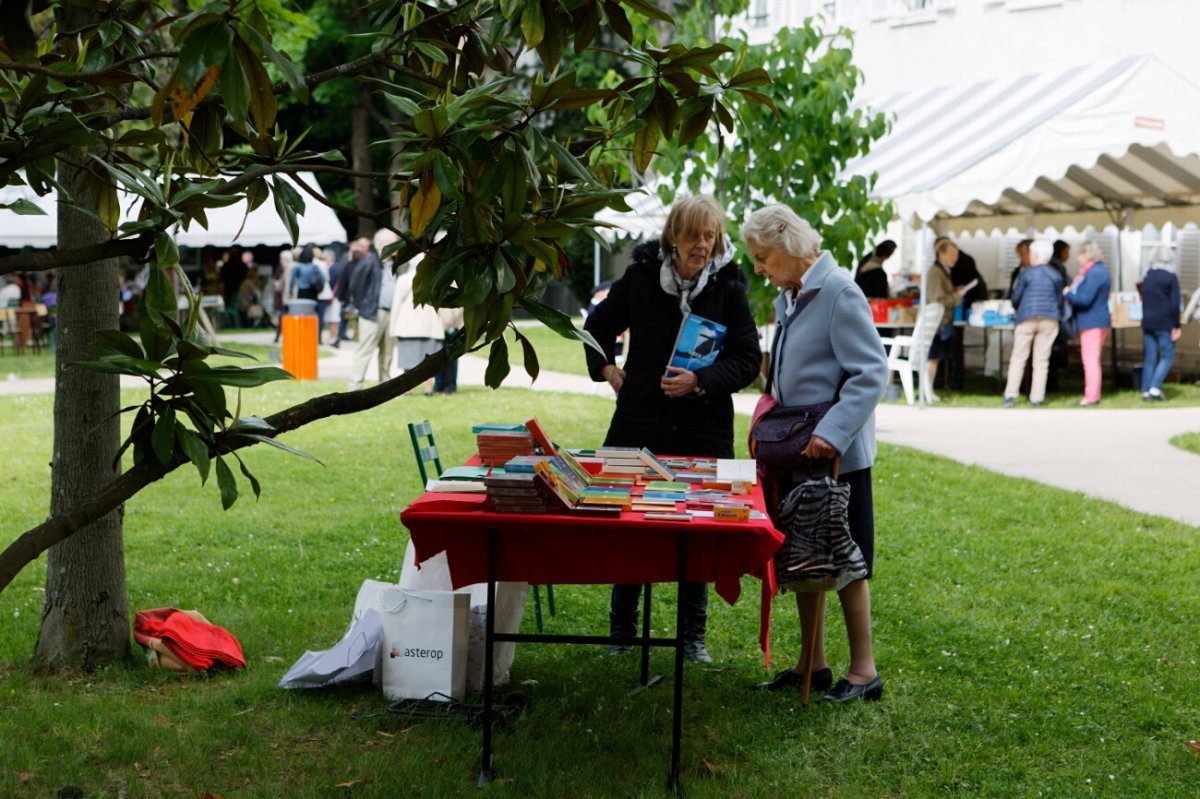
[880, 302, 944, 405]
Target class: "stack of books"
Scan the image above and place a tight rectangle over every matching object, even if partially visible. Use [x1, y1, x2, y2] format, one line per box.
[474, 423, 538, 467]
[484, 472, 548, 514]
[595, 446, 675, 481]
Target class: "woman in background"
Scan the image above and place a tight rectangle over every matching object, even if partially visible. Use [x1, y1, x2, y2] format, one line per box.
[1139, 244, 1182, 401]
[1064, 241, 1112, 406]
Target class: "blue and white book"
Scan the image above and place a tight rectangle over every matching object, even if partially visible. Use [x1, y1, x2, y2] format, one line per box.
[667, 313, 726, 373]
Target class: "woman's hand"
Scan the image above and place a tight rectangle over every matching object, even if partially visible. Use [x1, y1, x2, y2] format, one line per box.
[1171, 327, 1182, 342]
[802, 434, 838, 461]
[661, 366, 698, 398]
[602, 364, 626, 394]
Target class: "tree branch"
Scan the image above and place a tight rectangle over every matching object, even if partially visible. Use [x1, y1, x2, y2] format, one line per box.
[0, 232, 156, 277]
[0, 51, 176, 83]
[212, 163, 410, 198]
[0, 341, 461, 594]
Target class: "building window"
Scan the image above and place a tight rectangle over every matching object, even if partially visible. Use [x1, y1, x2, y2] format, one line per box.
[749, 0, 770, 27]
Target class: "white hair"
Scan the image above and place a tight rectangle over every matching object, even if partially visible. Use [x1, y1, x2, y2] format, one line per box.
[1029, 239, 1054, 265]
[1076, 240, 1104, 264]
[279, 249, 293, 265]
[1150, 244, 1175, 265]
[740, 205, 822, 259]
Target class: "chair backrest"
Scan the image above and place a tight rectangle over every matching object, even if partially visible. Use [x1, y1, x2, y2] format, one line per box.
[408, 420, 442, 485]
[911, 302, 944, 361]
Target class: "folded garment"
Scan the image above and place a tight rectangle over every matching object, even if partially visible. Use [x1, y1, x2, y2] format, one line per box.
[134, 608, 246, 672]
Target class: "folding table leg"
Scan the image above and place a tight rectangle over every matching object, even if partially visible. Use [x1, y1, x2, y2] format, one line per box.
[479, 529, 498, 787]
[667, 533, 687, 795]
[640, 583, 652, 686]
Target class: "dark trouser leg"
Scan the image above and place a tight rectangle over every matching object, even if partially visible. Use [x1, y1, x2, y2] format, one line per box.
[680, 581, 712, 663]
[609, 583, 641, 653]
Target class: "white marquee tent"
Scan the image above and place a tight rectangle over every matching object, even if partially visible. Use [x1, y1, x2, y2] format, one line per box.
[0, 171, 347, 249]
[844, 55, 1200, 236]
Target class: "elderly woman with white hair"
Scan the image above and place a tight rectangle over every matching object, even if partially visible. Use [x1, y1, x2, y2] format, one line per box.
[1003, 239, 1065, 407]
[1139, 244, 1182, 401]
[1064, 240, 1112, 406]
[742, 205, 887, 704]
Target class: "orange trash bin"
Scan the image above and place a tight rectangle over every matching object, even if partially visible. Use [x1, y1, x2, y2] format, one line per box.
[281, 314, 319, 380]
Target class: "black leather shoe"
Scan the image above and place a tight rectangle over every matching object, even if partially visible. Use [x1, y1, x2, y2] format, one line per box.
[819, 674, 883, 703]
[753, 666, 833, 692]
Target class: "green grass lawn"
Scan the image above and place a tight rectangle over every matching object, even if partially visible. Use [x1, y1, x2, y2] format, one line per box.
[1171, 431, 1200, 456]
[0, 341, 326, 380]
[2, 385, 1200, 797]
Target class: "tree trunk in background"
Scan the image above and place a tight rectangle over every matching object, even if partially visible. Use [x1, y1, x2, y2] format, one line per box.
[352, 80, 376, 238]
[33, 153, 130, 668]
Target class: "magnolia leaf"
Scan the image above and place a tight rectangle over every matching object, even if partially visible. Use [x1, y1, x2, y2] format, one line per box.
[189, 366, 294, 388]
[176, 426, 211, 485]
[154, 231, 180, 268]
[235, 38, 277, 134]
[485, 336, 510, 388]
[232, 453, 262, 500]
[151, 408, 177, 466]
[3, 198, 45, 215]
[234, 433, 324, 465]
[512, 326, 540, 382]
[177, 20, 232, 89]
[215, 455, 238, 510]
[229, 415, 275, 433]
[409, 175, 441, 237]
[219, 47, 250, 124]
[95, 330, 144, 360]
[632, 117, 659, 174]
[521, 0, 545, 48]
[270, 176, 300, 245]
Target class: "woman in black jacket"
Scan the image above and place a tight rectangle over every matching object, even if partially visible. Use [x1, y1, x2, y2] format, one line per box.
[584, 195, 761, 663]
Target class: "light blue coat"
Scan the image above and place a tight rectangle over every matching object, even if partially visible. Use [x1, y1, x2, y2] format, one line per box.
[769, 252, 887, 474]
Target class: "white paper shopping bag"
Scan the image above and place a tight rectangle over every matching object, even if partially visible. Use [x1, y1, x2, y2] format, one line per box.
[378, 587, 469, 701]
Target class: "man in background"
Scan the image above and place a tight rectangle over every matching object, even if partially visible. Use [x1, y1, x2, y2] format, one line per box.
[346, 229, 399, 390]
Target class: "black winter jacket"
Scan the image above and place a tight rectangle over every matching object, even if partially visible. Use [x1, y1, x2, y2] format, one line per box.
[583, 240, 761, 458]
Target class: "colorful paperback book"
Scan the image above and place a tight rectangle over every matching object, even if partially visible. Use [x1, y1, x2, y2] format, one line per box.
[645, 481, 690, 493]
[524, 416, 557, 455]
[667, 313, 726, 373]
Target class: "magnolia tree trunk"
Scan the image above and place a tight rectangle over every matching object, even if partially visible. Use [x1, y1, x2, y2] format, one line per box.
[33, 149, 131, 669]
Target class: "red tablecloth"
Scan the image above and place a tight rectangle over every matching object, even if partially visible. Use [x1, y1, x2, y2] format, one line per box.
[401, 484, 784, 662]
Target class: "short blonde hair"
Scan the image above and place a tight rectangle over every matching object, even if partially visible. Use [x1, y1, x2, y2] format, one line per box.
[662, 195, 727, 259]
[1077, 240, 1104, 264]
[740, 205, 821, 258]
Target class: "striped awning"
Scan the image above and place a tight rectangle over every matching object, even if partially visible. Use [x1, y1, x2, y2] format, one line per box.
[844, 56, 1200, 233]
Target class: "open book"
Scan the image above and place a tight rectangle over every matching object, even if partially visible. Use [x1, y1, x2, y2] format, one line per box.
[666, 313, 727, 373]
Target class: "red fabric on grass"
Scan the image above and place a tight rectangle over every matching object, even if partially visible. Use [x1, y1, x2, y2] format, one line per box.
[134, 608, 246, 671]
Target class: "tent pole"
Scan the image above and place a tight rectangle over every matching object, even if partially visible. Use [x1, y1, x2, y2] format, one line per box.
[917, 223, 931, 409]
